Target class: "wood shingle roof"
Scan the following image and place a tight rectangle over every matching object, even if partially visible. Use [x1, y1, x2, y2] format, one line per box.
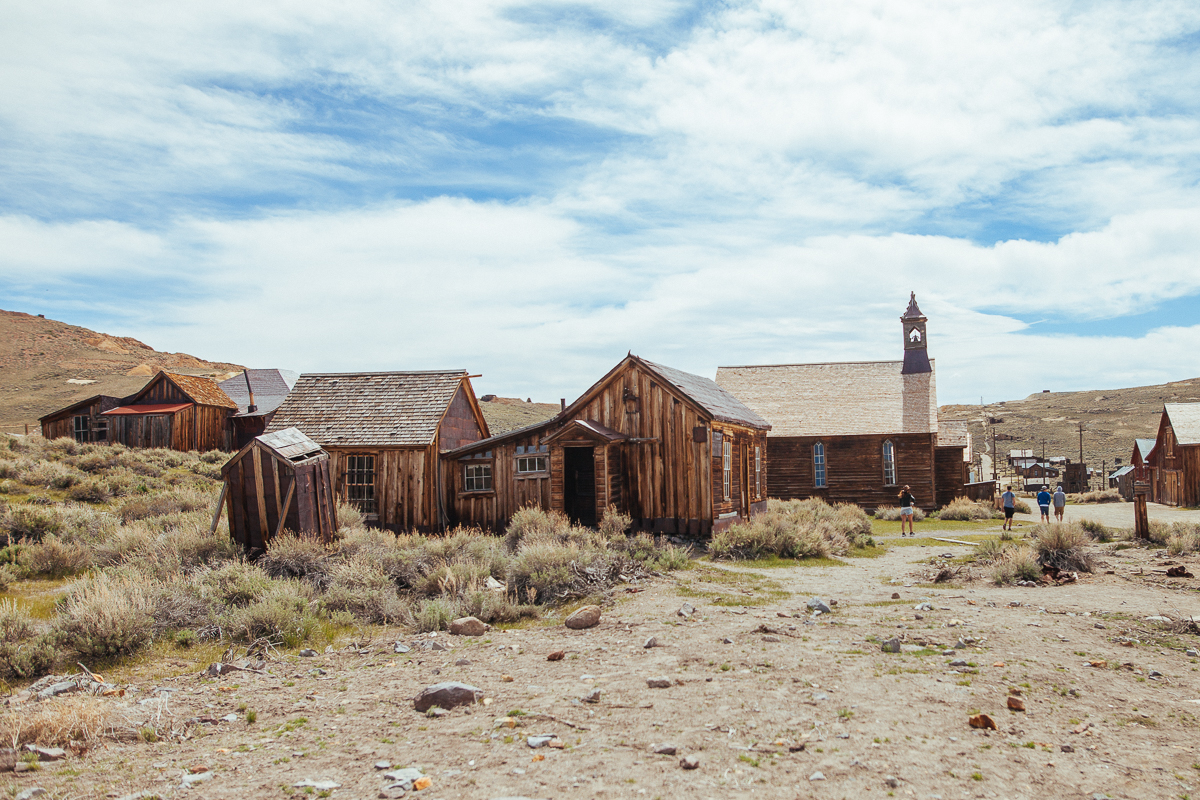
[159, 372, 238, 409]
[265, 370, 469, 447]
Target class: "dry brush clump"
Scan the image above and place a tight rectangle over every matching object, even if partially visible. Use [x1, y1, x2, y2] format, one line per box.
[873, 505, 926, 522]
[991, 545, 1042, 584]
[1032, 523, 1095, 573]
[1072, 489, 1122, 504]
[934, 497, 1001, 521]
[0, 598, 56, 680]
[708, 498, 873, 561]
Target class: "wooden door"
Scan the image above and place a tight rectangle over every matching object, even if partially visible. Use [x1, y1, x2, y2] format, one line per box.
[740, 443, 750, 514]
[564, 446, 597, 527]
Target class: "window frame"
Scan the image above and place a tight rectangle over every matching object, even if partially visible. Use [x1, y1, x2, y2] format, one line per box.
[463, 462, 493, 493]
[72, 415, 91, 443]
[722, 438, 732, 501]
[754, 445, 761, 498]
[882, 440, 897, 486]
[813, 441, 827, 488]
[515, 455, 548, 476]
[345, 454, 377, 514]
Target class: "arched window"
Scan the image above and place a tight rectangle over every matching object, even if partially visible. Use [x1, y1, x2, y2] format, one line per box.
[882, 440, 897, 486]
[813, 442, 827, 488]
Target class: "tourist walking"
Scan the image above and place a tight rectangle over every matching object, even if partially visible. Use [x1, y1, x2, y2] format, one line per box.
[898, 485, 917, 537]
[1053, 484, 1066, 522]
[1001, 485, 1016, 531]
[1037, 487, 1052, 523]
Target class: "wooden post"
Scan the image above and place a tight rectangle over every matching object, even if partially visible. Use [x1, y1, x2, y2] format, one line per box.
[209, 483, 228, 534]
[1133, 480, 1150, 540]
[273, 479, 297, 542]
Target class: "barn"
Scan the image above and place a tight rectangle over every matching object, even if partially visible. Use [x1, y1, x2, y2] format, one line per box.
[39, 394, 126, 442]
[264, 370, 489, 532]
[101, 371, 237, 452]
[1129, 438, 1156, 501]
[442, 354, 771, 536]
[1147, 404, 1200, 507]
[715, 294, 966, 511]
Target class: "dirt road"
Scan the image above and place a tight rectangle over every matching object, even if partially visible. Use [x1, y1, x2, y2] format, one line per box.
[8, 529, 1199, 800]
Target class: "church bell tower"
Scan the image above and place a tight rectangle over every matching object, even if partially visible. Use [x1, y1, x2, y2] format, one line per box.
[901, 292, 931, 375]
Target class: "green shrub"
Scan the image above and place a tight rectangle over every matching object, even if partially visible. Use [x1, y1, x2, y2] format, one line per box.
[409, 598, 455, 632]
[708, 498, 870, 561]
[22, 460, 83, 489]
[1167, 526, 1200, 556]
[320, 558, 405, 624]
[0, 599, 55, 680]
[973, 537, 1008, 563]
[56, 575, 155, 658]
[3, 506, 63, 543]
[66, 479, 113, 504]
[504, 506, 571, 552]
[937, 497, 999, 521]
[1078, 518, 1114, 542]
[194, 562, 274, 608]
[598, 505, 632, 538]
[118, 487, 213, 522]
[1013, 498, 1031, 514]
[19, 535, 93, 577]
[260, 533, 334, 587]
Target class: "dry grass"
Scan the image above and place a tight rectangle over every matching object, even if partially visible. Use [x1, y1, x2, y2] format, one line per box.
[991, 546, 1042, 584]
[935, 497, 1000, 521]
[1031, 523, 1095, 573]
[874, 505, 926, 522]
[709, 498, 873, 561]
[0, 695, 110, 747]
[1071, 489, 1122, 504]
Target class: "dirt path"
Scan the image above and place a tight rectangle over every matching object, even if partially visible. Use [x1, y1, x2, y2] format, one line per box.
[8, 531, 1199, 800]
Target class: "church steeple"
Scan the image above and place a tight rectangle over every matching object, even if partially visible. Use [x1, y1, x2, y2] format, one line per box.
[901, 292, 931, 375]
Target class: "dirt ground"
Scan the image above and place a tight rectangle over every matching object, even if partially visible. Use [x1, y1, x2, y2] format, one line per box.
[6, 523, 1199, 800]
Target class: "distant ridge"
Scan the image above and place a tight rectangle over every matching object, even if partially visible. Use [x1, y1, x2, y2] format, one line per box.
[939, 378, 1200, 478]
[0, 309, 245, 432]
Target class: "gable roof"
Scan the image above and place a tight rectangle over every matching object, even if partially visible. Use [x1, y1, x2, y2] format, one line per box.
[222, 427, 326, 476]
[219, 369, 298, 417]
[714, 360, 937, 437]
[1134, 438, 1156, 460]
[129, 371, 237, 409]
[1165, 403, 1200, 445]
[265, 370, 470, 447]
[638, 358, 769, 429]
[39, 394, 128, 422]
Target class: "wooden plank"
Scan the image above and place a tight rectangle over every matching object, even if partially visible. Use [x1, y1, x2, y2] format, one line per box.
[930, 537, 978, 546]
[274, 478, 296, 542]
[209, 482, 228, 534]
[271, 455, 282, 522]
[252, 446, 270, 542]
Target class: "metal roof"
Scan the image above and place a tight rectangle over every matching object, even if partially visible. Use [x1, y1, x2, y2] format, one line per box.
[219, 369, 297, 418]
[103, 402, 192, 416]
[901, 291, 925, 320]
[640, 358, 770, 430]
[1135, 438, 1156, 459]
[265, 370, 469, 447]
[256, 427, 325, 462]
[544, 418, 629, 443]
[1166, 403, 1200, 445]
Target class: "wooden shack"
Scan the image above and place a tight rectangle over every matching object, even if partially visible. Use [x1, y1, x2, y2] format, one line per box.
[102, 371, 237, 451]
[265, 370, 489, 532]
[715, 294, 966, 511]
[442, 355, 771, 535]
[217, 427, 337, 553]
[1148, 403, 1200, 507]
[1130, 438, 1157, 501]
[39, 394, 126, 442]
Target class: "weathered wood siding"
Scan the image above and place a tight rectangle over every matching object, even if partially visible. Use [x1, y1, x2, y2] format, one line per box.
[710, 425, 770, 531]
[766, 432, 937, 510]
[934, 446, 967, 507]
[41, 398, 110, 442]
[109, 404, 231, 452]
[224, 446, 337, 553]
[327, 446, 438, 532]
[438, 385, 486, 451]
[447, 430, 553, 532]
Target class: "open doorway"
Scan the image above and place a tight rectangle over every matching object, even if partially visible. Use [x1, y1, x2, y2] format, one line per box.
[564, 446, 597, 527]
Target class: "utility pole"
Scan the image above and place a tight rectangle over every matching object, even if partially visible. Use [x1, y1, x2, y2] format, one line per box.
[1078, 421, 1085, 491]
[991, 425, 997, 483]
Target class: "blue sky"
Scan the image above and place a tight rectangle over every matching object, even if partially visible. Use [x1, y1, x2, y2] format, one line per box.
[3, 0, 1200, 406]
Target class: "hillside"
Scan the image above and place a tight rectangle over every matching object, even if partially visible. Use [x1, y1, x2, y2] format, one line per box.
[939, 377, 1200, 480]
[0, 309, 244, 433]
[478, 395, 561, 436]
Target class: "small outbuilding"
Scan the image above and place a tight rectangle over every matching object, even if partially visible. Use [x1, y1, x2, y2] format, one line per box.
[39, 394, 126, 442]
[103, 371, 238, 451]
[217, 427, 337, 554]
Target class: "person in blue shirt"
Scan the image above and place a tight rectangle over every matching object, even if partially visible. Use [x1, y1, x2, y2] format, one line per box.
[1036, 487, 1052, 523]
[1001, 486, 1016, 531]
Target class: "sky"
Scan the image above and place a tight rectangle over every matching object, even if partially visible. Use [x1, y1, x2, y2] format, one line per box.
[3, 0, 1200, 406]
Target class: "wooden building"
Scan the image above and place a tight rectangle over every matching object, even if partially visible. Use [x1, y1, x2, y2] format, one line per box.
[217, 427, 337, 554]
[264, 371, 489, 532]
[1130, 438, 1156, 501]
[1148, 403, 1200, 507]
[715, 294, 966, 511]
[218, 369, 299, 449]
[442, 355, 771, 536]
[101, 371, 237, 451]
[39, 394, 126, 442]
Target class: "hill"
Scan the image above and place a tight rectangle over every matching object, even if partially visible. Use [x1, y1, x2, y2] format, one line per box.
[478, 395, 561, 436]
[0, 309, 245, 433]
[939, 377, 1200, 481]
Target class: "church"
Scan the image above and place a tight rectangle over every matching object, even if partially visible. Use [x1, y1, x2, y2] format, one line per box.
[715, 294, 968, 511]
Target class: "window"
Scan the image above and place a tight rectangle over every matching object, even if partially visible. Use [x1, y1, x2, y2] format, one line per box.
[464, 463, 492, 492]
[813, 442, 826, 488]
[755, 445, 762, 498]
[72, 415, 90, 443]
[516, 455, 547, 474]
[722, 438, 732, 501]
[346, 455, 376, 513]
[882, 440, 896, 486]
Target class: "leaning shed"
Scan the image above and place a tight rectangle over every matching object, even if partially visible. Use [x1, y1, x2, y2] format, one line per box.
[102, 371, 237, 451]
[39, 394, 127, 442]
[442, 354, 771, 536]
[716, 294, 964, 511]
[265, 371, 489, 532]
[216, 427, 337, 553]
[1149, 403, 1200, 507]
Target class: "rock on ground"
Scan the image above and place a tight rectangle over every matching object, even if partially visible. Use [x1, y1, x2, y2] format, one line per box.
[413, 682, 483, 712]
[565, 605, 602, 629]
[450, 616, 490, 636]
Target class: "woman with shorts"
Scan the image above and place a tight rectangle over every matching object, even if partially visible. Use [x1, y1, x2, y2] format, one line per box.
[898, 485, 916, 537]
